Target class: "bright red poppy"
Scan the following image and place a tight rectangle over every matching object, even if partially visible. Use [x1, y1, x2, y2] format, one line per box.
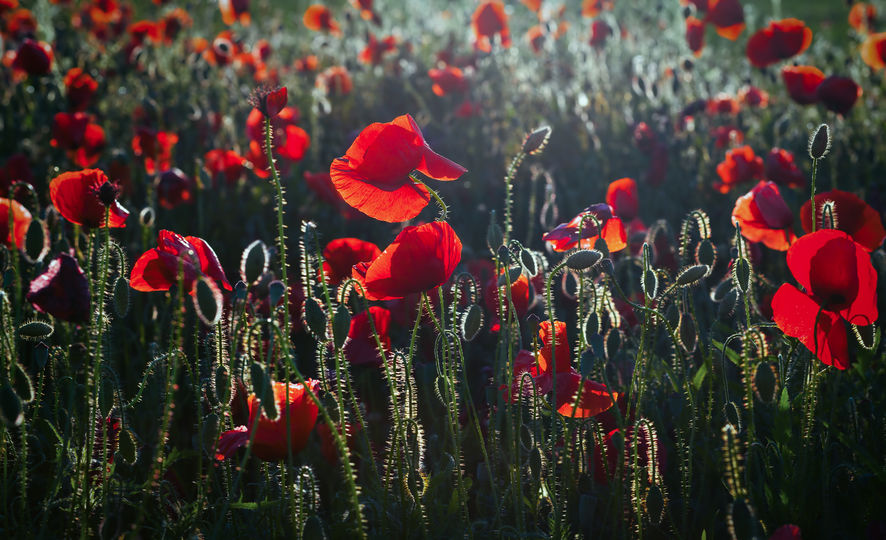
[543, 203, 627, 253]
[472, 1, 511, 53]
[0, 197, 31, 247]
[219, 0, 250, 26]
[772, 229, 878, 369]
[849, 3, 876, 34]
[64, 68, 98, 111]
[731, 181, 796, 251]
[344, 306, 391, 367]
[359, 34, 397, 65]
[484, 272, 530, 332]
[216, 380, 320, 461]
[715, 145, 763, 193]
[606, 178, 639, 221]
[330, 114, 466, 222]
[155, 168, 193, 209]
[26, 253, 91, 324]
[49, 169, 129, 228]
[351, 221, 462, 301]
[800, 190, 886, 252]
[770, 525, 803, 540]
[746, 18, 812, 68]
[781, 65, 824, 105]
[50, 112, 106, 167]
[816, 75, 862, 115]
[204, 149, 247, 185]
[131, 230, 232, 294]
[303, 4, 341, 36]
[704, 0, 745, 40]
[764, 148, 805, 188]
[131, 127, 178, 175]
[321, 237, 381, 286]
[860, 32, 886, 70]
[428, 66, 468, 96]
[686, 16, 705, 57]
[521, 0, 541, 12]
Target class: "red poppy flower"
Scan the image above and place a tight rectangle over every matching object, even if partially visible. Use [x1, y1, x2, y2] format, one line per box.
[537, 320, 572, 375]
[303, 4, 341, 36]
[704, 0, 745, 40]
[816, 75, 862, 116]
[746, 18, 812, 68]
[50, 169, 129, 228]
[131, 128, 178, 175]
[764, 148, 805, 188]
[11, 39, 53, 76]
[316, 66, 353, 96]
[294, 54, 319, 72]
[351, 0, 381, 24]
[860, 32, 886, 70]
[344, 306, 391, 367]
[131, 230, 232, 294]
[582, 0, 613, 18]
[849, 3, 876, 34]
[800, 190, 886, 252]
[351, 221, 462, 301]
[3, 8, 36, 39]
[738, 85, 769, 107]
[633, 122, 657, 153]
[521, 0, 541, 11]
[706, 94, 740, 115]
[359, 34, 397, 65]
[50, 112, 106, 167]
[686, 16, 705, 57]
[219, 0, 250, 26]
[712, 125, 744, 148]
[646, 142, 669, 186]
[330, 114, 466, 222]
[731, 181, 796, 251]
[0, 197, 30, 248]
[64, 68, 98, 111]
[159, 8, 192, 43]
[715, 145, 763, 193]
[606, 177, 639, 221]
[772, 229, 878, 369]
[0, 153, 32, 197]
[484, 273, 530, 332]
[472, 1, 511, 53]
[204, 149, 247, 186]
[155, 168, 193, 209]
[216, 380, 320, 462]
[527, 26, 545, 54]
[588, 19, 612, 48]
[26, 253, 91, 323]
[544, 203, 627, 253]
[428, 66, 468, 96]
[781, 65, 824, 105]
[321, 237, 381, 286]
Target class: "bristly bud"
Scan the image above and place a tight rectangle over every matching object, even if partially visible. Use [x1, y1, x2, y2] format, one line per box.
[519, 248, 538, 277]
[268, 280, 286, 309]
[331, 304, 351, 349]
[97, 181, 121, 207]
[194, 276, 223, 326]
[139, 207, 155, 228]
[675, 265, 709, 287]
[565, 249, 603, 271]
[820, 200, 838, 230]
[241, 240, 269, 286]
[641, 268, 658, 300]
[249, 85, 288, 118]
[113, 276, 130, 317]
[460, 304, 483, 341]
[695, 239, 716, 269]
[522, 126, 552, 155]
[808, 123, 831, 160]
[752, 362, 778, 403]
[486, 211, 504, 253]
[302, 221, 319, 254]
[23, 219, 49, 264]
[303, 297, 327, 341]
[733, 258, 752, 293]
[18, 320, 54, 341]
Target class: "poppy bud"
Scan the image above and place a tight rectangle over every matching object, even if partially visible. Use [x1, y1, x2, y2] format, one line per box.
[460, 304, 483, 342]
[753, 362, 778, 403]
[497, 266, 523, 286]
[23, 219, 48, 264]
[733, 258, 752, 293]
[18, 320, 54, 341]
[194, 276, 222, 326]
[486, 214, 504, 253]
[676, 265, 708, 287]
[647, 484, 666, 525]
[808, 123, 831, 160]
[582, 311, 600, 343]
[519, 248, 538, 276]
[565, 249, 603, 271]
[331, 304, 351, 349]
[641, 268, 658, 300]
[240, 240, 269, 286]
[303, 297, 327, 340]
[600, 258, 615, 276]
[695, 239, 716, 268]
[820, 200, 838, 230]
[522, 126, 552, 155]
[113, 276, 130, 318]
[678, 311, 697, 352]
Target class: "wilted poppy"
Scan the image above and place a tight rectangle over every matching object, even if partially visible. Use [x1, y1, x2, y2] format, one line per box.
[49, 169, 129, 228]
[428, 66, 468, 96]
[849, 3, 876, 34]
[303, 4, 340, 36]
[219, 0, 250, 26]
[764, 148, 805, 188]
[746, 18, 812, 68]
[330, 114, 466, 222]
[131, 230, 232, 294]
[64, 68, 98, 111]
[26, 253, 91, 323]
[131, 127, 178, 175]
[606, 178, 639, 221]
[344, 306, 391, 367]
[589, 20, 612, 48]
[715, 145, 763, 193]
[250, 85, 287, 118]
[860, 32, 886, 70]
[472, 1, 511, 53]
[0, 197, 31, 247]
[800, 190, 886, 251]
[159, 8, 192, 42]
[731, 181, 796, 251]
[50, 112, 106, 167]
[816, 75, 862, 115]
[216, 380, 320, 461]
[686, 16, 705, 57]
[11, 39, 53, 76]
[772, 229, 878, 369]
[204, 149, 247, 185]
[155, 168, 193, 209]
[704, 0, 745, 40]
[321, 237, 381, 286]
[359, 34, 397, 65]
[351, 221, 462, 301]
[543, 203, 627, 253]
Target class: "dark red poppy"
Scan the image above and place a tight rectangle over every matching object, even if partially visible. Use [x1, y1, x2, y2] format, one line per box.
[849, 3, 876, 34]
[351, 221, 462, 301]
[633, 122, 657, 153]
[204, 149, 247, 185]
[316, 66, 353, 96]
[330, 114, 466, 222]
[781, 65, 824, 105]
[0, 153, 32, 196]
[3, 8, 36, 39]
[589, 20, 612, 48]
[816, 75, 862, 115]
[710, 126, 742, 149]
[527, 26, 545, 54]
[455, 99, 482, 118]
[131, 230, 232, 294]
[251, 86, 287, 118]
[764, 148, 805, 188]
[428, 66, 468, 96]
[26, 253, 91, 323]
[127, 19, 159, 44]
[11, 39, 53, 76]
[316, 421, 363, 465]
[731, 181, 796, 251]
[216, 380, 320, 462]
[860, 32, 886, 70]
[64, 68, 98, 111]
[772, 229, 878, 369]
[155, 168, 193, 209]
[359, 34, 397, 65]
[0, 197, 30, 247]
[219, 0, 250, 26]
[159, 8, 192, 43]
[321, 237, 381, 286]
[606, 177, 639, 221]
[472, 1, 511, 53]
[746, 18, 812, 68]
[49, 169, 128, 228]
[738, 85, 769, 107]
[704, 0, 744, 40]
[344, 306, 391, 367]
[543, 203, 627, 253]
[484, 273, 530, 332]
[715, 145, 763, 193]
[706, 94, 740, 115]
[646, 142, 669, 186]
[303, 4, 340, 36]
[131, 127, 178, 175]
[686, 16, 705, 57]
[800, 190, 886, 251]
[50, 112, 106, 167]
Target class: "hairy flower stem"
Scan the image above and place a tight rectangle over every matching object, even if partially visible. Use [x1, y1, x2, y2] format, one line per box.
[810, 157, 819, 233]
[543, 260, 567, 537]
[410, 173, 448, 221]
[264, 116, 293, 350]
[503, 151, 526, 243]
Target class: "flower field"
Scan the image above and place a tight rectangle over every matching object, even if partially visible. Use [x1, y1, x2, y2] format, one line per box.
[2, 0, 886, 538]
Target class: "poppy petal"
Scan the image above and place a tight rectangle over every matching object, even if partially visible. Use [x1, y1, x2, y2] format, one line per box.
[185, 235, 232, 291]
[330, 157, 430, 222]
[772, 284, 849, 369]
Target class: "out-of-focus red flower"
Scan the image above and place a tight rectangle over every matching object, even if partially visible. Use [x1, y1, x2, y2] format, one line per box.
[428, 66, 468, 96]
[352, 221, 462, 301]
[860, 32, 886, 70]
[50, 112, 105, 167]
[521, 0, 541, 12]
[219, 0, 250, 26]
[3, 8, 36, 39]
[686, 16, 705, 57]
[646, 142, 669, 186]
[155, 168, 193, 209]
[770, 524, 803, 540]
[606, 177, 638, 221]
[50, 169, 128, 228]
[706, 94, 740, 115]
[26, 254, 91, 323]
[303, 4, 340, 36]
[64, 68, 98, 111]
[344, 306, 391, 367]
[472, 1, 511, 53]
[127, 19, 159, 44]
[712, 125, 744, 148]
[581, 0, 613, 18]
[202, 31, 238, 66]
[0, 153, 32, 196]
[731, 181, 796, 251]
[800, 190, 886, 251]
[131, 230, 232, 294]
[204, 149, 247, 186]
[359, 34, 397, 65]
[0, 197, 30, 247]
[527, 25, 545, 54]
[633, 122, 657, 153]
[216, 380, 320, 461]
[746, 18, 812, 68]
[455, 99, 482, 118]
[294, 54, 319, 72]
[131, 127, 178, 175]
[715, 145, 763, 193]
[159, 8, 191, 42]
[321, 237, 381, 286]
[738, 85, 769, 107]
[589, 19, 612, 48]
[764, 148, 805, 188]
[849, 3, 876, 34]
[704, 0, 744, 39]
[772, 229, 878, 369]
[351, 0, 381, 24]
[543, 203, 627, 253]
[330, 114, 466, 222]
[484, 273, 530, 332]
[782, 65, 824, 105]
[11, 39, 53, 76]
[316, 66, 352, 96]
[816, 75, 862, 115]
